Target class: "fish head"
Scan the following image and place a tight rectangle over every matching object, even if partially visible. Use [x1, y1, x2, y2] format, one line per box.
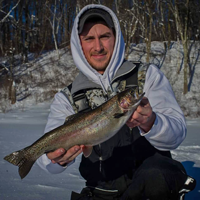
[118, 87, 145, 112]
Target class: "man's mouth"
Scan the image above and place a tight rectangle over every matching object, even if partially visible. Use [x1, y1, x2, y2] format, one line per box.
[91, 53, 107, 59]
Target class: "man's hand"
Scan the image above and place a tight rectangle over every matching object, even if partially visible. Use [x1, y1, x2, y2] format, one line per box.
[47, 145, 84, 166]
[126, 97, 156, 132]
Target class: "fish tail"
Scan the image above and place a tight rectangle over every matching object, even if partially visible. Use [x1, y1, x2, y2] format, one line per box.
[4, 148, 35, 179]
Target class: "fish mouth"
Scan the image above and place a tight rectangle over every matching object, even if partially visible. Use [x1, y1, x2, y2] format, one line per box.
[120, 95, 134, 110]
[119, 91, 145, 112]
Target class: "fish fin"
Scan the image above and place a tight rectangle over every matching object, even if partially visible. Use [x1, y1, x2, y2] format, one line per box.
[113, 113, 125, 118]
[82, 146, 93, 158]
[4, 148, 35, 179]
[64, 112, 85, 123]
[65, 114, 76, 123]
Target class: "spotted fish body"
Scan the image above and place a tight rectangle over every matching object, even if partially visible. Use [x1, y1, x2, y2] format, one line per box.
[4, 87, 144, 179]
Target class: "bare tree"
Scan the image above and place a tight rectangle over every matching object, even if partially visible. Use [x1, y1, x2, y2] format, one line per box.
[167, 0, 190, 94]
[113, 0, 140, 59]
[122, 8, 139, 59]
[0, 0, 21, 24]
[127, 0, 154, 63]
[45, 0, 63, 58]
[144, 1, 154, 63]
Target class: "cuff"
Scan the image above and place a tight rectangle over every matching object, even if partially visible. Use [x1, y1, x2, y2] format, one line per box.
[37, 154, 75, 174]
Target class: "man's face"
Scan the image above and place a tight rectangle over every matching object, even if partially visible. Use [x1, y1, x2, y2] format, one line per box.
[79, 21, 115, 74]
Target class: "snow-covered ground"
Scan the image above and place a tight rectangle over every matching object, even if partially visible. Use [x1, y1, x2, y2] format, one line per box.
[0, 103, 85, 200]
[0, 103, 199, 200]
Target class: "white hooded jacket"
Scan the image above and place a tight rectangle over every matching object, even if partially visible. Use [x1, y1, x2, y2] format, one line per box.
[71, 4, 125, 92]
[37, 4, 186, 174]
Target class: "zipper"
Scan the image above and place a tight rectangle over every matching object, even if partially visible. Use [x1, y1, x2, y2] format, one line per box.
[99, 155, 103, 172]
[98, 144, 102, 172]
[94, 144, 103, 172]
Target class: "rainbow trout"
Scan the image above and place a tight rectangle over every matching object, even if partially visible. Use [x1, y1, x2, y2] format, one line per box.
[4, 87, 144, 179]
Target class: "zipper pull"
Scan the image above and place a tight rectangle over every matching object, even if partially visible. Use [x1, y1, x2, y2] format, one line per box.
[99, 156, 103, 172]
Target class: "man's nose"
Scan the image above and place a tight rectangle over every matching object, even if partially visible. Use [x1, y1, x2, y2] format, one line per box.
[94, 38, 103, 52]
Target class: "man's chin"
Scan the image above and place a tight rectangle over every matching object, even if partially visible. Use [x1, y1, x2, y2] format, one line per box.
[91, 65, 107, 72]
[89, 61, 110, 72]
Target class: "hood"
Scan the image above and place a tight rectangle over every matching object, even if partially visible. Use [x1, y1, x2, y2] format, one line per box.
[70, 4, 125, 93]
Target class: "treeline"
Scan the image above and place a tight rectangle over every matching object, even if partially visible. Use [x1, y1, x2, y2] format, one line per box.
[0, 0, 200, 96]
[1, 0, 200, 56]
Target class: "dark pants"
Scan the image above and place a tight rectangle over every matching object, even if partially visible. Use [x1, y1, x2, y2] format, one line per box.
[71, 153, 196, 200]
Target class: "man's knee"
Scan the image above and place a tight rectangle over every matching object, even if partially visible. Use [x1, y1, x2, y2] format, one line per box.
[134, 165, 172, 199]
[122, 154, 192, 200]
[140, 154, 189, 194]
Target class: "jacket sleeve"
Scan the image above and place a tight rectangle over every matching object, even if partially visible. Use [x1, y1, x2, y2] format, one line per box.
[141, 64, 186, 151]
[36, 92, 76, 174]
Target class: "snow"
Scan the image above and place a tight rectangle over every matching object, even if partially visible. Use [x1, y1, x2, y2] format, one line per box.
[0, 103, 199, 199]
[0, 41, 200, 199]
[0, 103, 85, 200]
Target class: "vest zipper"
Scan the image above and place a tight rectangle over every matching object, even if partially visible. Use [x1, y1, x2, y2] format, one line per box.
[99, 156, 102, 172]
[99, 144, 102, 172]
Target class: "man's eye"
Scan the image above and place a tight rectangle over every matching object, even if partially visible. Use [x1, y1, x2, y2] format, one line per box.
[101, 35, 109, 39]
[85, 37, 93, 41]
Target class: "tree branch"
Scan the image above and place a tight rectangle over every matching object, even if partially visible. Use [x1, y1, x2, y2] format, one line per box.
[0, 0, 21, 23]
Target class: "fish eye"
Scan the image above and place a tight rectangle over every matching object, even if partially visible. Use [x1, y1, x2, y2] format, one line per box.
[130, 90, 135, 95]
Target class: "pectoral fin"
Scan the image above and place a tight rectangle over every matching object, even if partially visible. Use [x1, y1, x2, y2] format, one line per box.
[113, 113, 125, 118]
[82, 145, 93, 158]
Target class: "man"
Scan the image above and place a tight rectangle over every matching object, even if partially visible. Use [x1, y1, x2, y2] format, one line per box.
[37, 4, 196, 200]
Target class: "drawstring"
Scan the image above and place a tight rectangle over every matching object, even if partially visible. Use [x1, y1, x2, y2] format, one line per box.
[98, 76, 108, 95]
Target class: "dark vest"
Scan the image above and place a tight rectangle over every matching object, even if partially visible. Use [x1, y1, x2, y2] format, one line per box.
[62, 61, 171, 190]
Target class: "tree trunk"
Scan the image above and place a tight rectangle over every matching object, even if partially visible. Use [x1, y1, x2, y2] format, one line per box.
[183, 42, 188, 94]
[9, 79, 16, 104]
[183, 0, 189, 94]
[146, 9, 152, 63]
